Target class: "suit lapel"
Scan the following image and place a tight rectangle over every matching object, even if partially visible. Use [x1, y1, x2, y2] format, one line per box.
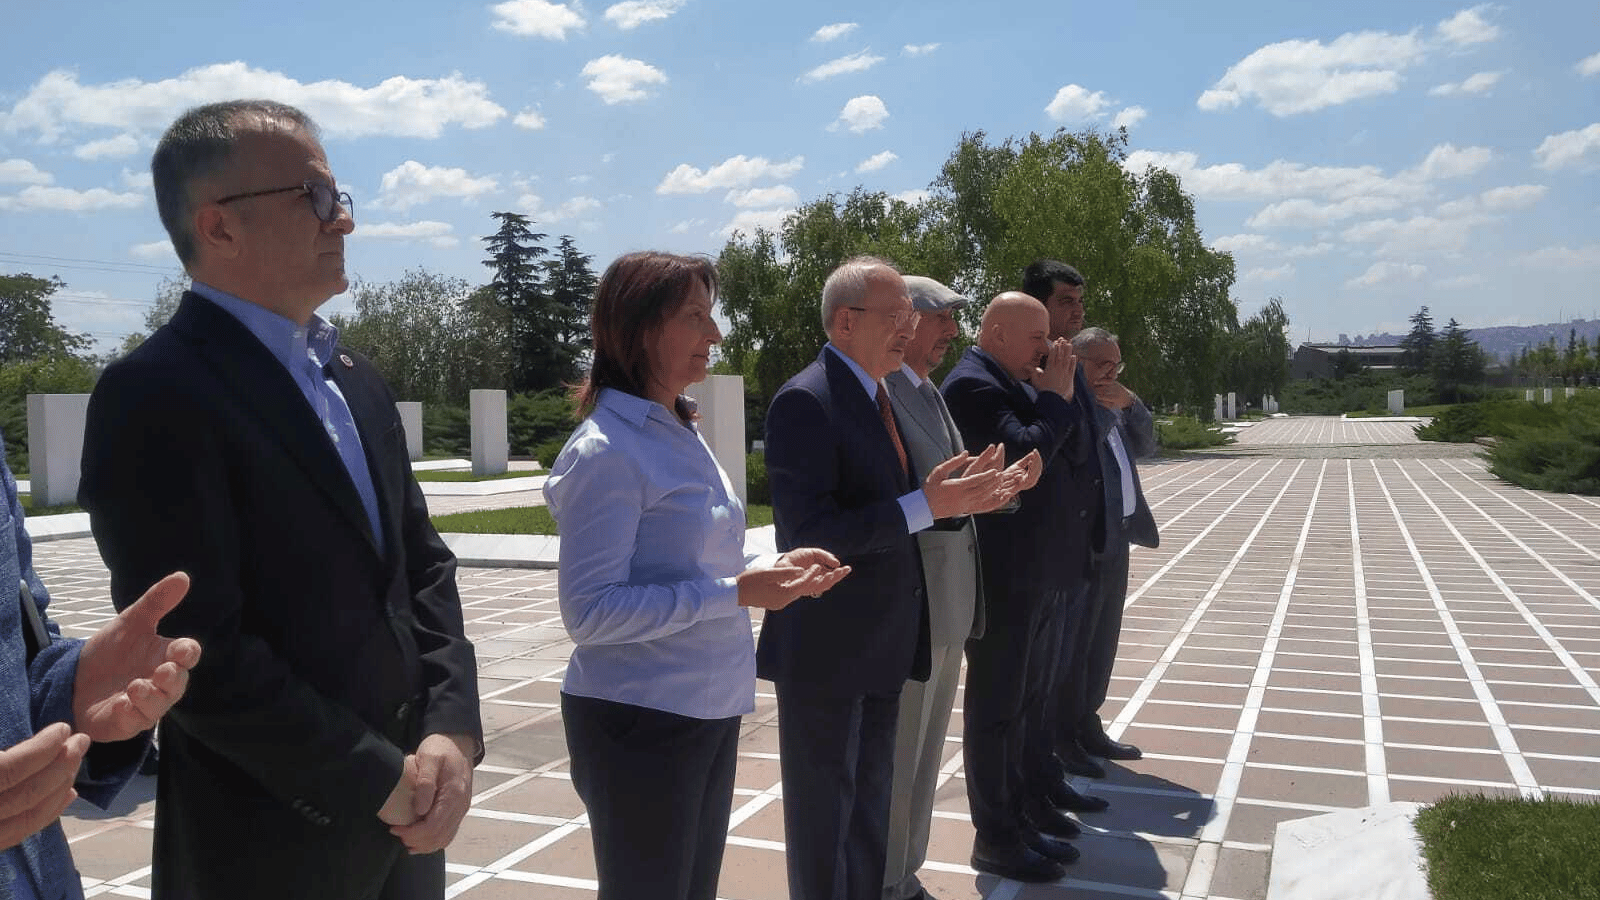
[886, 372, 951, 462]
[171, 294, 380, 557]
[325, 360, 398, 557]
[822, 349, 909, 492]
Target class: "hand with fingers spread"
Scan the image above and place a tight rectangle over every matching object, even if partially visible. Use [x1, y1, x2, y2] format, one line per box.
[924, 445, 1022, 518]
[0, 723, 90, 852]
[389, 733, 475, 854]
[1031, 339, 1077, 399]
[72, 572, 203, 743]
[738, 549, 852, 611]
[1008, 448, 1045, 492]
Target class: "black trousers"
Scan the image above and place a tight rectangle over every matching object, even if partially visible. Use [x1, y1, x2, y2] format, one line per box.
[962, 587, 1072, 844]
[1056, 545, 1130, 750]
[774, 681, 902, 900]
[368, 849, 444, 900]
[562, 692, 741, 900]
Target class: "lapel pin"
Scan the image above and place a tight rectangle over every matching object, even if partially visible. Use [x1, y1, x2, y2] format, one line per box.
[339, 354, 355, 369]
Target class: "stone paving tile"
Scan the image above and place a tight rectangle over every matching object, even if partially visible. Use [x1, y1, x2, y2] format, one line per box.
[31, 448, 1600, 899]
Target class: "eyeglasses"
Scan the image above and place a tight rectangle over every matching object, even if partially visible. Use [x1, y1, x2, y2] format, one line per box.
[215, 181, 353, 223]
[847, 306, 921, 330]
[1085, 358, 1126, 376]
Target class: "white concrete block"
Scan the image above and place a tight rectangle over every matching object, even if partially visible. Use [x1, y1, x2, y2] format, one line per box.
[685, 374, 748, 505]
[1526, 389, 1536, 402]
[1544, 388, 1554, 404]
[1567, 387, 1577, 398]
[1226, 392, 1237, 420]
[470, 389, 509, 476]
[26, 394, 90, 508]
[1214, 394, 1226, 422]
[1269, 802, 1427, 900]
[1388, 389, 1405, 415]
[396, 402, 423, 461]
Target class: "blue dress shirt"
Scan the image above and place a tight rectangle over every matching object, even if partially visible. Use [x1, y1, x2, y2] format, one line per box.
[544, 388, 770, 720]
[192, 282, 384, 554]
[823, 344, 936, 533]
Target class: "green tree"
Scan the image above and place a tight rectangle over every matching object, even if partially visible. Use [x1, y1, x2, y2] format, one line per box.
[1227, 297, 1292, 401]
[116, 275, 187, 356]
[1, 353, 98, 473]
[1331, 347, 1365, 380]
[483, 212, 575, 392]
[1400, 306, 1436, 375]
[1431, 318, 1486, 403]
[332, 269, 511, 405]
[0, 273, 91, 364]
[541, 235, 599, 367]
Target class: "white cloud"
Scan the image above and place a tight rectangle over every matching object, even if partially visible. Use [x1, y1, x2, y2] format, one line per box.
[490, 0, 585, 39]
[119, 168, 151, 190]
[890, 189, 929, 205]
[903, 43, 940, 56]
[855, 150, 897, 173]
[1284, 241, 1336, 257]
[1244, 264, 1295, 282]
[828, 95, 888, 133]
[1479, 184, 1547, 211]
[581, 55, 668, 104]
[1515, 244, 1600, 268]
[1248, 196, 1402, 227]
[374, 161, 497, 212]
[717, 207, 793, 238]
[1197, 30, 1426, 116]
[1415, 143, 1492, 179]
[513, 108, 546, 129]
[1436, 5, 1500, 46]
[801, 50, 884, 83]
[1578, 53, 1600, 77]
[518, 193, 602, 223]
[812, 23, 857, 42]
[72, 133, 139, 160]
[604, 0, 684, 29]
[130, 240, 174, 260]
[1112, 106, 1147, 129]
[668, 218, 705, 234]
[1212, 233, 1276, 253]
[1534, 123, 1600, 170]
[1433, 273, 1486, 289]
[657, 154, 805, 194]
[0, 185, 143, 212]
[1348, 261, 1428, 288]
[0, 158, 52, 185]
[3, 64, 504, 142]
[361, 220, 460, 248]
[725, 185, 800, 208]
[1342, 212, 1491, 256]
[1045, 84, 1111, 121]
[1429, 70, 1504, 95]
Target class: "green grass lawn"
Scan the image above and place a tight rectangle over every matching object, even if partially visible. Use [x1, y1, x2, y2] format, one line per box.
[1414, 794, 1600, 900]
[18, 495, 83, 516]
[413, 469, 543, 482]
[432, 503, 773, 534]
[1346, 404, 1456, 418]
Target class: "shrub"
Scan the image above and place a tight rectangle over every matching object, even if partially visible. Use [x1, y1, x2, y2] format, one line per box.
[746, 451, 770, 505]
[422, 403, 469, 456]
[1415, 399, 1565, 443]
[1485, 392, 1600, 495]
[508, 389, 578, 458]
[0, 354, 99, 473]
[532, 437, 570, 470]
[1156, 416, 1231, 450]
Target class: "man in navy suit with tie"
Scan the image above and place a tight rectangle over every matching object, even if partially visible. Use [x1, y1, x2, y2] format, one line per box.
[760, 257, 1020, 899]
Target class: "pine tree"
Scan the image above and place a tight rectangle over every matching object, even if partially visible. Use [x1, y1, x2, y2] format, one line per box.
[481, 212, 562, 392]
[1400, 306, 1436, 375]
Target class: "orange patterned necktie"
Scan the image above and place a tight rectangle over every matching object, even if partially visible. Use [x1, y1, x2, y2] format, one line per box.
[875, 384, 910, 479]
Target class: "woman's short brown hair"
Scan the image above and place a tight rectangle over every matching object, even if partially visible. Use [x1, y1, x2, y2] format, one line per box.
[575, 251, 719, 417]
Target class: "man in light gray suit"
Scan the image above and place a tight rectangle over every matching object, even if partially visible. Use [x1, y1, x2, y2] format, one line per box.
[882, 276, 1040, 900]
[1066, 327, 1159, 761]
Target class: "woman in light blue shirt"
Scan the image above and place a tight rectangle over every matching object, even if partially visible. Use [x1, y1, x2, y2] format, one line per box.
[544, 251, 848, 900]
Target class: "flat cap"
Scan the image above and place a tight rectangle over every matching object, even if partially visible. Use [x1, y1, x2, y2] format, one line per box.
[903, 275, 969, 312]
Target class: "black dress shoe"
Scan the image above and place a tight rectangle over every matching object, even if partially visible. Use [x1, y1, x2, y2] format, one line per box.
[971, 838, 1066, 883]
[1024, 802, 1082, 839]
[1061, 742, 1107, 778]
[1048, 779, 1111, 813]
[1081, 730, 1143, 760]
[1023, 830, 1081, 864]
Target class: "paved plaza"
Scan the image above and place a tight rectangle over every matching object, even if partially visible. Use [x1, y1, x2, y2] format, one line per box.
[32, 416, 1600, 899]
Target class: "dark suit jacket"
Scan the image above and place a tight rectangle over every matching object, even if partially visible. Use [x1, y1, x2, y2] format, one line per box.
[757, 348, 930, 695]
[79, 293, 482, 899]
[940, 347, 1095, 624]
[1095, 402, 1159, 550]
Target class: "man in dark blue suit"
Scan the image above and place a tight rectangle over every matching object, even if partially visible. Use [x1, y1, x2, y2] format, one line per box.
[760, 257, 1019, 899]
[941, 292, 1096, 883]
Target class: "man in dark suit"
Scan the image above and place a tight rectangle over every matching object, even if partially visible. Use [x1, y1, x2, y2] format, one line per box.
[881, 278, 1041, 900]
[941, 293, 1093, 883]
[761, 257, 1019, 900]
[78, 100, 482, 900]
[1068, 327, 1159, 762]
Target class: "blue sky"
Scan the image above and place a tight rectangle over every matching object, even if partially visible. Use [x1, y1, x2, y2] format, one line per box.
[2, 0, 1596, 353]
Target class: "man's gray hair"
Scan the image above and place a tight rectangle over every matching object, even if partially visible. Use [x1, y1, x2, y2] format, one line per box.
[820, 254, 899, 336]
[1071, 325, 1118, 352]
[152, 100, 318, 266]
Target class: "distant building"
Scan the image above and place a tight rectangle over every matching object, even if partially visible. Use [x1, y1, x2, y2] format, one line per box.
[1291, 343, 1405, 379]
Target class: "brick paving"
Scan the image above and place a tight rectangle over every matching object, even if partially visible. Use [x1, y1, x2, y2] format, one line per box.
[33, 416, 1600, 899]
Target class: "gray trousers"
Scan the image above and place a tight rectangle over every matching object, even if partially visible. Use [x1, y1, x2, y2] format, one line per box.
[882, 641, 963, 900]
